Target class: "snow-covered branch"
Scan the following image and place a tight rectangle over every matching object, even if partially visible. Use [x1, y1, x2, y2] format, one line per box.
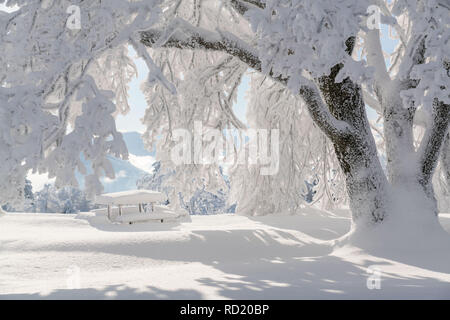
[364, 29, 391, 101]
[140, 22, 264, 79]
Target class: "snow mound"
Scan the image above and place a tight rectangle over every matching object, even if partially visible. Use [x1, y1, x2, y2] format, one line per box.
[339, 187, 450, 256]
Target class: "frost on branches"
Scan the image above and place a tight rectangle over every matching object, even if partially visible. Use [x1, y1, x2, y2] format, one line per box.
[0, 0, 165, 207]
[0, 1, 449, 234]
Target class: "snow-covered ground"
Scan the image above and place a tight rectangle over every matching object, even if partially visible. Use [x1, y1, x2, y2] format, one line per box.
[1, 210, 449, 299]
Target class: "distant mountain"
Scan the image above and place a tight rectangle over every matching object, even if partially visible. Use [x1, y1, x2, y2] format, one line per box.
[76, 132, 155, 193]
[122, 132, 155, 157]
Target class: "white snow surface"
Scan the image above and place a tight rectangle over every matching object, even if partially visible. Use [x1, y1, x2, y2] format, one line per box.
[1, 210, 450, 299]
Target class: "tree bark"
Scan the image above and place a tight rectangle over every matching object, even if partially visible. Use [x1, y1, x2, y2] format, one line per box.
[316, 60, 390, 224]
[418, 100, 450, 195]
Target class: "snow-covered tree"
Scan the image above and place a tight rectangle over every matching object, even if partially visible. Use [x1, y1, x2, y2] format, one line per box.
[33, 184, 60, 213]
[179, 186, 234, 215]
[1, 178, 34, 212]
[33, 184, 94, 213]
[136, 161, 175, 196]
[228, 72, 345, 215]
[0, 0, 163, 206]
[137, 161, 234, 214]
[1, 1, 449, 241]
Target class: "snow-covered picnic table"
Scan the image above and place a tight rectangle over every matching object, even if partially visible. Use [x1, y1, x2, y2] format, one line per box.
[94, 190, 179, 223]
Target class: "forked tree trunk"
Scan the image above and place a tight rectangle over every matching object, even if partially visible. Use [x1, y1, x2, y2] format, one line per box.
[317, 63, 390, 226]
[315, 40, 449, 231]
[322, 92, 444, 235]
[317, 70, 447, 231]
[322, 81, 445, 230]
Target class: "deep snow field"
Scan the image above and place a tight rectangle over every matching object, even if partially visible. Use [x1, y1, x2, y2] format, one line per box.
[1, 209, 449, 299]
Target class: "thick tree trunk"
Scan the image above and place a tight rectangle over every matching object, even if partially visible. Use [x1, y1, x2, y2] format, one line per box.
[317, 63, 390, 226]
[333, 132, 391, 225]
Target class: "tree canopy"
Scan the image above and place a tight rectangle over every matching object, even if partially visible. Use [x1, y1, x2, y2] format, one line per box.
[0, 1, 448, 220]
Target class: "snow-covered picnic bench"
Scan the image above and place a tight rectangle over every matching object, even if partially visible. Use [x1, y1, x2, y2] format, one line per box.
[94, 190, 180, 224]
